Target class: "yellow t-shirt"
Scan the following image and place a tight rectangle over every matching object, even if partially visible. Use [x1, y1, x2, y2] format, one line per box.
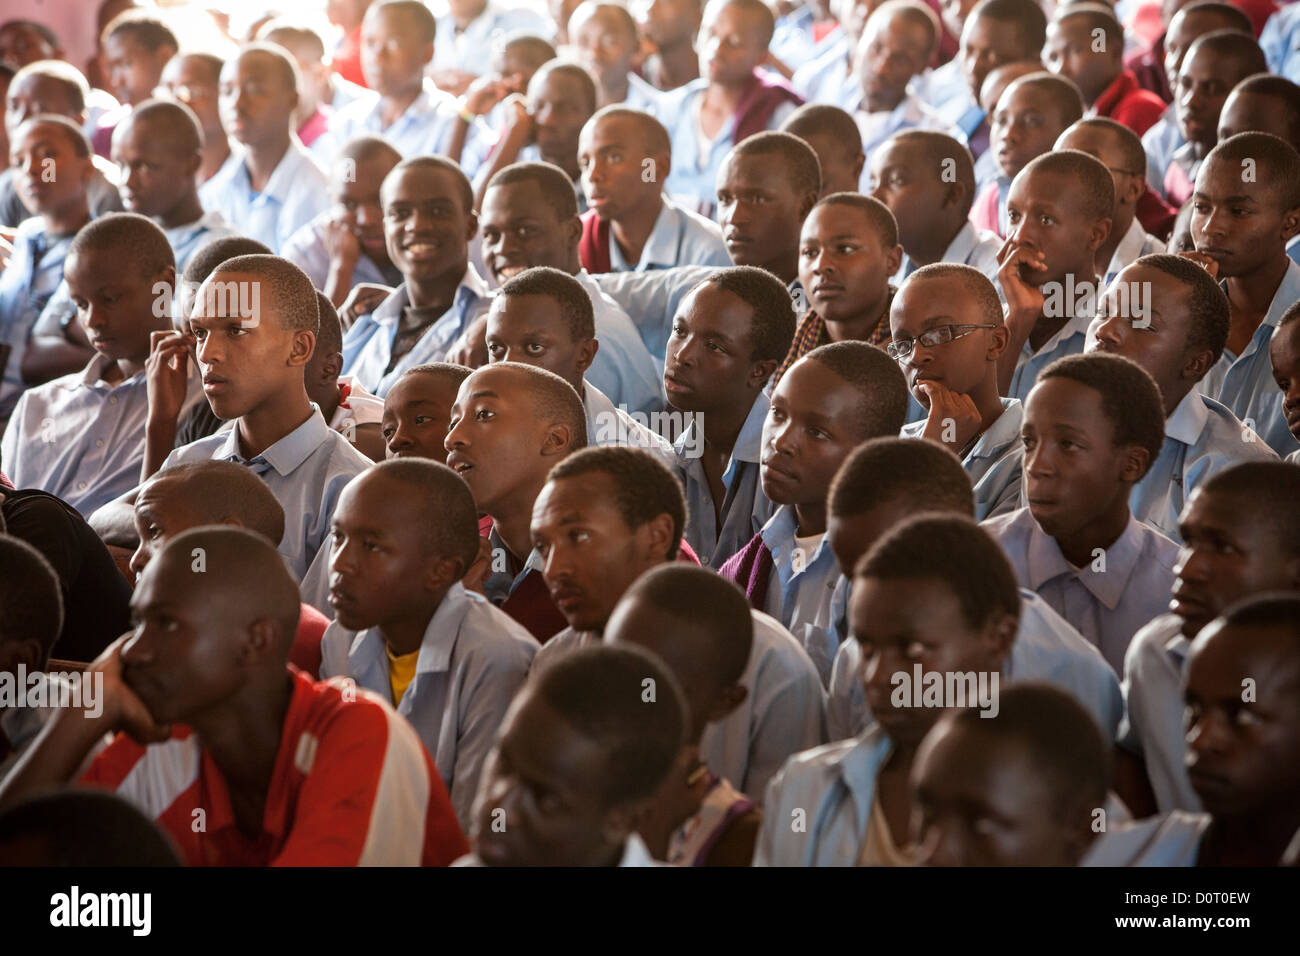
[387, 645, 420, 706]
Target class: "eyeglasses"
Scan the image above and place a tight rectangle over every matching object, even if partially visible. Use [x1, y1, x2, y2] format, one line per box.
[887, 324, 999, 361]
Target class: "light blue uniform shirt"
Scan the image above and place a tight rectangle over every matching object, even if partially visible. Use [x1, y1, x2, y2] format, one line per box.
[621, 72, 665, 115]
[677, 390, 776, 568]
[825, 587, 1124, 742]
[1102, 219, 1165, 288]
[892, 220, 1002, 286]
[432, 3, 554, 75]
[198, 139, 330, 254]
[791, 36, 854, 109]
[320, 582, 538, 828]
[311, 80, 472, 173]
[0, 218, 75, 420]
[1, 353, 201, 517]
[901, 397, 1025, 521]
[159, 404, 372, 590]
[1117, 613, 1201, 813]
[1082, 811, 1210, 866]
[607, 195, 731, 273]
[1198, 259, 1300, 458]
[162, 210, 240, 275]
[756, 505, 843, 686]
[982, 507, 1180, 673]
[1006, 309, 1092, 404]
[341, 267, 492, 397]
[1261, 2, 1300, 80]
[282, 210, 399, 295]
[482, 524, 545, 608]
[973, 145, 999, 191]
[583, 380, 679, 475]
[752, 724, 893, 866]
[661, 77, 800, 217]
[1141, 109, 1183, 202]
[855, 91, 963, 186]
[591, 263, 719, 372]
[575, 270, 666, 415]
[1131, 391, 1277, 543]
[771, 7, 836, 72]
[920, 58, 978, 132]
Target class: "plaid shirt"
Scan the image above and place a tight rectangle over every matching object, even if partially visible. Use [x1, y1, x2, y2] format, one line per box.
[773, 286, 896, 385]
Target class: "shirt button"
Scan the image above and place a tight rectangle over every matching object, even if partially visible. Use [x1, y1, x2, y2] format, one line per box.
[95, 439, 104, 448]
[77, 481, 87, 490]
[108, 396, 118, 405]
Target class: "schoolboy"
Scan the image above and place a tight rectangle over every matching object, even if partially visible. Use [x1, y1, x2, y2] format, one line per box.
[568, 2, 663, 111]
[780, 102, 866, 197]
[382, 362, 471, 463]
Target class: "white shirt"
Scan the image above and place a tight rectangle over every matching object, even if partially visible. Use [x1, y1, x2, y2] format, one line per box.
[199, 139, 330, 254]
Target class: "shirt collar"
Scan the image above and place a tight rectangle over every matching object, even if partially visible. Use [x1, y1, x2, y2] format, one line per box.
[761, 504, 834, 568]
[1165, 388, 1209, 447]
[968, 398, 1023, 462]
[673, 389, 769, 465]
[1022, 307, 1093, 360]
[636, 198, 686, 270]
[1090, 68, 1137, 118]
[214, 404, 333, 476]
[943, 221, 981, 264]
[1025, 511, 1147, 609]
[618, 832, 658, 867]
[247, 137, 316, 205]
[1105, 219, 1152, 281]
[836, 724, 894, 802]
[353, 582, 472, 677]
[77, 352, 136, 388]
[372, 265, 487, 326]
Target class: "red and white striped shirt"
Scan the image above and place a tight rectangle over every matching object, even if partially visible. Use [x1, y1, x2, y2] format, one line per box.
[81, 668, 468, 866]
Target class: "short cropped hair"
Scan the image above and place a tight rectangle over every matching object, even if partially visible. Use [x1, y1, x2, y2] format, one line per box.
[815, 192, 899, 248]
[487, 161, 580, 220]
[572, 3, 640, 42]
[1178, 1, 1253, 35]
[1037, 353, 1166, 470]
[1131, 253, 1230, 363]
[530, 59, 598, 115]
[370, 0, 438, 45]
[483, 362, 588, 451]
[102, 10, 179, 52]
[1055, 3, 1122, 52]
[699, 266, 798, 363]
[17, 114, 91, 158]
[498, 266, 595, 341]
[0, 791, 181, 866]
[148, 460, 286, 547]
[236, 42, 301, 96]
[531, 643, 689, 806]
[11, 59, 88, 114]
[1184, 30, 1267, 84]
[907, 263, 1003, 326]
[122, 98, 204, 154]
[705, 0, 775, 46]
[208, 254, 320, 335]
[780, 104, 864, 163]
[547, 446, 686, 558]
[890, 130, 977, 214]
[1218, 592, 1300, 643]
[369, 459, 480, 570]
[1067, 117, 1147, 177]
[969, 0, 1048, 56]
[855, 513, 1021, 631]
[69, 212, 174, 279]
[315, 291, 343, 358]
[182, 236, 273, 286]
[829, 436, 975, 519]
[1230, 74, 1300, 148]
[338, 134, 403, 169]
[586, 105, 671, 156]
[258, 20, 328, 60]
[731, 130, 822, 200]
[801, 341, 910, 438]
[1010, 72, 1087, 126]
[1204, 130, 1300, 209]
[404, 362, 472, 393]
[874, 0, 940, 60]
[383, 154, 474, 214]
[1200, 462, 1300, 559]
[1020, 148, 1115, 222]
[0, 20, 60, 51]
[0, 535, 63, 660]
[499, 32, 558, 69]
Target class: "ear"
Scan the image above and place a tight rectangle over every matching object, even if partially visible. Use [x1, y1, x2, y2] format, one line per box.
[852, 151, 866, 187]
[942, 177, 968, 213]
[883, 242, 903, 278]
[798, 188, 819, 223]
[1118, 442, 1150, 484]
[574, 336, 599, 375]
[640, 511, 676, 562]
[562, 213, 583, 249]
[242, 617, 281, 665]
[321, 349, 344, 381]
[1122, 174, 1144, 208]
[1087, 216, 1113, 253]
[981, 610, 1018, 665]
[541, 421, 577, 456]
[424, 553, 464, 593]
[987, 322, 1010, 360]
[6, 637, 45, 672]
[289, 329, 316, 367]
[155, 265, 178, 307]
[1282, 204, 1300, 242]
[707, 683, 748, 723]
[464, 210, 479, 243]
[1180, 346, 1214, 384]
[420, 40, 436, 69]
[652, 148, 671, 185]
[598, 798, 642, 849]
[746, 357, 779, 391]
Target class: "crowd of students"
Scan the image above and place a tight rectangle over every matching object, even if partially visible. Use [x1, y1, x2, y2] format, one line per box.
[0, 0, 1297, 868]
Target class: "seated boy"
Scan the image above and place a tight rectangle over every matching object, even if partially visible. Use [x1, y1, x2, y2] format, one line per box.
[604, 565, 762, 866]
[94, 10, 178, 155]
[0, 527, 469, 866]
[868, 130, 1000, 283]
[485, 266, 675, 464]
[636, 0, 703, 92]
[823, 437, 1123, 744]
[1089, 253, 1276, 542]
[779, 103, 866, 197]
[1161, 29, 1267, 207]
[306, 291, 386, 462]
[111, 100, 240, 273]
[665, 267, 795, 567]
[971, 60, 1043, 193]
[128, 459, 331, 677]
[445, 361, 587, 640]
[431, 0, 552, 95]
[851, 1, 951, 172]
[577, 106, 729, 273]
[89, 255, 372, 612]
[659, 0, 803, 217]
[1044, 4, 1165, 136]
[789, 0, 872, 112]
[911, 683, 1111, 866]
[478, 161, 662, 413]
[972, 72, 1085, 239]
[1118, 462, 1300, 816]
[321, 459, 538, 828]
[0, 116, 94, 417]
[777, 194, 901, 381]
[1090, 593, 1300, 865]
[1188, 132, 1300, 458]
[1056, 118, 1165, 286]
[283, 136, 404, 308]
[461, 644, 686, 866]
[527, 444, 826, 797]
[754, 513, 1021, 866]
[2, 214, 202, 516]
[892, 263, 1023, 519]
[722, 341, 909, 683]
[568, 2, 662, 111]
[1271, 304, 1300, 462]
[983, 352, 1179, 672]
[158, 52, 231, 187]
[201, 44, 330, 254]
[340, 157, 491, 397]
[258, 19, 360, 148]
[312, 2, 464, 165]
[997, 150, 1114, 403]
[382, 362, 470, 463]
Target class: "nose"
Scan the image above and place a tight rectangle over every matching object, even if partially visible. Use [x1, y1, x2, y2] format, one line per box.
[196, 331, 222, 367]
[914, 821, 963, 867]
[83, 300, 107, 331]
[1185, 707, 1230, 760]
[1172, 541, 1208, 585]
[1091, 313, 1124, 348]
[444, 415, 468, 455]
[387, 421, 412, 455]
[330, 534, 359, 576]
[128, 539, 151, 577]
[1197, 206, 1227, 242]
[768, 416, 797, 457]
